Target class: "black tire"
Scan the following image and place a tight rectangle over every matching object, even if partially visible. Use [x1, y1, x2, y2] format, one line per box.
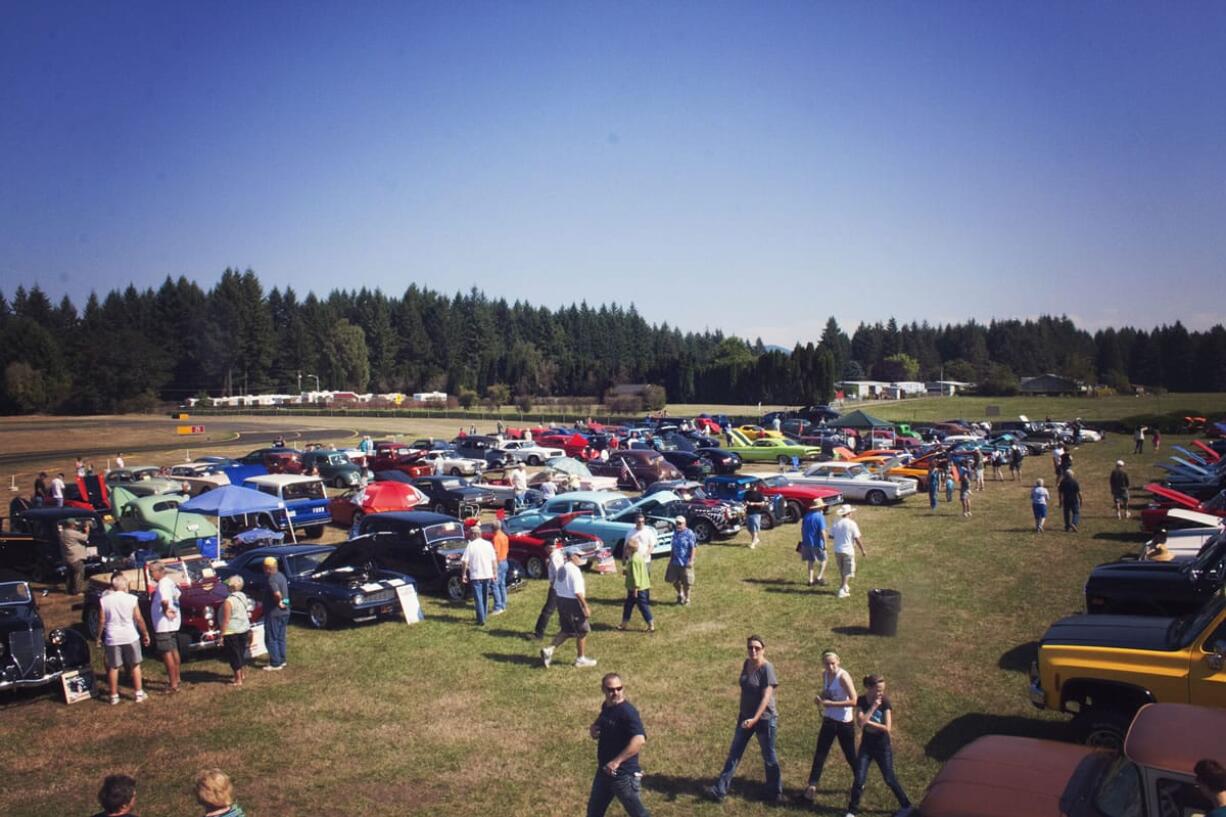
[334, 476, 348, 489]
[1074, 708, 1132, 751]
[693, 520, 716, 544]
[761, 513, 776, 531]
[307, 600, 331, 629]
[446, 574, 467, 602]
[777, 455, 791, 466]
[527, 455, 541, 466]
[784, 500, 804, 524]
[83, 605, 100, 641]
[450, 467, 463, 477]
[866, 489, 887, 507]
[432, 503, 448, 515]
[526, 556, 546, 580]
[305, 525, 324, 540]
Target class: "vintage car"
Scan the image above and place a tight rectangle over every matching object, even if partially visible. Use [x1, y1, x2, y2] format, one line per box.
[1085, 531, 1226, 617]
[1028, 595, 1226, 747]
[0, 580, 92, 695]
[1141, 484, 1226, 532]
[354, 512, 525, 601]
[300, 450, 368, 489]
[1136, 511, 1225, 559]
[416, 449, 487, 477]
[168, 460, 233, 478]
[790, 461, 917, 505]
[723, 431, 823, 465]
[906, 703, 1222, 817]
[466, 469, 546, 512]
[659, 450, 714, 481]
[536, 432, 599, 460]
[329, 481, 428, 528]
[449, 435, 509, 469]
[369, 442, 433, 477]
[481, 512, 609, 579]
[103, 474, 183, 498]
[704, 475, 842, 524]
[535, 457, 620, 492]
[218, 543, 415, 629]
[496, 440, 566, 466]
[692, 447, 743, 475]
[509, 491, 675, 558]
[734, 424, 782, 441]
[411, 475, 499, 517]
[111, 489, 220, 557]
[83, 554, 263, 656]
[588, 450, 684, 490]
[639, 481, 745, 543]
[219, 447, 303, 485]
[0, 507, 129, 584]
[242, 475, 331, 539]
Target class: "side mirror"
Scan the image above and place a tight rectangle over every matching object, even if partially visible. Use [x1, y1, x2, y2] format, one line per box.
[1208, 652, 1225, 672]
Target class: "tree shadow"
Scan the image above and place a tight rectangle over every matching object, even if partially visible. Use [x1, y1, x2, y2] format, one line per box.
[830, 625, 873, 636]
[481, 652, 539, 666]
[925, 713, 1072, 762]
[588, 597, 629, 607]
[998, 641, 1038, 673]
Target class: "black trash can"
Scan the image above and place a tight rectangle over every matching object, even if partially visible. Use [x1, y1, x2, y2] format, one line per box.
[867, 588, 902, 636]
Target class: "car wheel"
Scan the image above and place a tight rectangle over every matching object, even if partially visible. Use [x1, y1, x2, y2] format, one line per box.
[526, 556, 546, 580]
[83, 605, 100, 641]
[866, 490, 887, 506]
[450, 467, 463, 477]
[528, 455, 541, 466]
[432, 503, 447, 515]
[784, 500, 804, 524]
[334, 476, 348, 489]
[778, 455, 791, 466]
[350, 511, 364, 528]
[446, 574, 467, 602]
[1075, 708, 1132, 751]
[307, 600, 331, 629]
[693, 520, 715, 544]
[761, 513, 776, 531]
[305, 525, 324, 539]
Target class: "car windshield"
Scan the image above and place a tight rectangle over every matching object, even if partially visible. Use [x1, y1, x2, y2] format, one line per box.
[761, 476, 787, 487]
[326, 454, 348, 465]
[1093, 757, 1144, 817]
[437, 478, 465, 490]
[286, 551, 330, 576]
[283, 481, 325, 500]
[423, 521, 465, 547]
[0, 582, 31, 604]
[154, 558, 214, 585]
[1170, 597, 1226, 647]
[601, 497, 633, 515]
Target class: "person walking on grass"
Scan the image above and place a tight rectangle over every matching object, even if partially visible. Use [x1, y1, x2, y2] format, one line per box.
[219, 575, 252, 686]
[830, 506, 867, 599]
[1153, 427, 1162, 452]
[665, 515, 696, 606]
[1134, 425, 1147, 454]
[845, 674, 911, 817]
[626, 514, 658, 570]
[533, 537, 566, 640]
[148, 562, 182, 693]
[1010, 446, 1023, 481]
[959, 468, 972, 518]
[541, 549, 597, 668]
[261, 556, 290, 671]
[618, 536, 654, 632]
[800, 499, 829, 587]
[973, 448, 985, 492]
[802, 651, 858, 804]
[705, 635, 783, 804]
[1031, 478, 1050, 533]
[460, 520, 496, 625]
[490, 518, 510, 616]
[1058, 468, 1082, 533]
[587, 673, 651, 817]
[1110, 460, 1132, 520]
[927, 466, 939, 512]
[744, 482, 768, 548]
[98, 573, 151, 704]
[991, 449, 1004, 481]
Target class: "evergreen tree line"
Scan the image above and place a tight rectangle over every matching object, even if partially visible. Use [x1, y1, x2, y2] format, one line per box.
[1, 269, 1223, 414]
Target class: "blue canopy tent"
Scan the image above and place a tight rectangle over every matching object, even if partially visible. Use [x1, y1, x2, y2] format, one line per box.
[177, 485, 293, 547]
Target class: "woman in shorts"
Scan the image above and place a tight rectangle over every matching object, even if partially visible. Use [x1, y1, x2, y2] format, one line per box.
[1031, 478, 1050, 534]
[97, 573, 151, 704]
[959, 468, 972, 517]
[219, 575, 253, 686]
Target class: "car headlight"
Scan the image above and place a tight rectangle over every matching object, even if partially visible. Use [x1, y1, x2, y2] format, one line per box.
[352, 593, 365, 606]
[49, 628, 65, 646]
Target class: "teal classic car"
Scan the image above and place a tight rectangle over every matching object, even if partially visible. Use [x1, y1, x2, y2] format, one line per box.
[508, 490, 675, 558]
[111, 488, 220, 556]
[301, 449, 368, 489]
[723, 430, 823, 465]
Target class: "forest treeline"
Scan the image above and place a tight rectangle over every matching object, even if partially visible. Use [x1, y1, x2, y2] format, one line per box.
[1, 268, 1224, 414]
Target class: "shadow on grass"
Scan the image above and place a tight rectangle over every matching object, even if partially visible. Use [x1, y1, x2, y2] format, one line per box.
[180, 668, 230, 685]
[482, 652, 539, 666]
[998, 641, 1038, 673]
[1092, 531, 1145, 543]
[741, 578, 800, 586]
[830, 625, 873, 636]
[924, 713, 1072, 762]
[482, 628, 534, 640]
[765, 587, 831, 596]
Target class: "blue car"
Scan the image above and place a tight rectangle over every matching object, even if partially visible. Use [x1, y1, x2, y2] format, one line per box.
[218, 543, 415, 629]
[241, 475, 332, 538]
[702, 475, 787, 527]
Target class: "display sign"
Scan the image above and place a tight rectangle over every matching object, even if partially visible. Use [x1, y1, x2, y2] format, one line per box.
[176, 424, 206, 435]
[245, 623, 268, 658]
[61, 669, 95, 704]
[397, 584, 424, 623]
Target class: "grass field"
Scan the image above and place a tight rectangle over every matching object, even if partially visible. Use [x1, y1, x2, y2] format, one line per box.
[0, 415, 1189, 816]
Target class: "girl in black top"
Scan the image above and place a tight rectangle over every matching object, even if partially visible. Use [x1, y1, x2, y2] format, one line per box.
[846, 674, 909, 816]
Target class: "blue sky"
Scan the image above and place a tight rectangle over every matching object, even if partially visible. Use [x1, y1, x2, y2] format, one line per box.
[2, 1, 1223, 344]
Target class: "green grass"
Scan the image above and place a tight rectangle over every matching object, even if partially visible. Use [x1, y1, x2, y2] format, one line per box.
[837, 392, 1226, 426]
[0, 434, 1187, 815]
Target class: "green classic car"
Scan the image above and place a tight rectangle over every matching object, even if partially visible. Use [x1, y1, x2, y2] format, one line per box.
[723, 430, 823, 465]
[111, 487, 220, 556]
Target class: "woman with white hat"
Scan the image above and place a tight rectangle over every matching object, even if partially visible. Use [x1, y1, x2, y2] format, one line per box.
[830, 505, 867, 600]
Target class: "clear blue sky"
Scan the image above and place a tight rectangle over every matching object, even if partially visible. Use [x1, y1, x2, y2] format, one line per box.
[3, 1, 1223, 344]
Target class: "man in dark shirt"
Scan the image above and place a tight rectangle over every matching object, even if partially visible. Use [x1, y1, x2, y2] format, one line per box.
[743, 484, 769, 549]
[1109, 460, 1131, 520]
[261, 556, 291, 670]
[1058, 469, 1082, 532]
[587, 672, 650, 817]
[33, 471, 48, 506]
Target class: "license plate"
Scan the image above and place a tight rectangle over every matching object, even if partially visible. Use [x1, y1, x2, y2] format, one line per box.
[380, 605, 394, 615]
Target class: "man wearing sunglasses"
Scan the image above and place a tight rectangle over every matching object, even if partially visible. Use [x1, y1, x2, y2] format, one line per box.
[587, 673, 651, 817]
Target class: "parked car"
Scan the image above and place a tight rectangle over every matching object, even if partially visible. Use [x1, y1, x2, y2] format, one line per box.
[0, 507, 127, 584]
[735, 424, 781, 441]
[509, 491, 675, 558]
[724, 432, 823, 466]
[702, 476, 785, 528]
[417, 449, 487, 477]
[370, 442, 434, 478]
[112, 489, 220, 557]
[353, 512, 525, 601]
[449, 435, 509, 469]
[83, 555, 262, 657]
[790, 461, 917, 505]
[168, 461, 232, 478]
[1084, 532, 1226, 617]
[242, 475, 331, 539]
[659, 450, 714, 481]
[218, 543, 415, 629]
[496, 440, 566, 466]
[411, 475, 498, 517]
[909, 703, 1222, 817]
[301, 450, 368, 489]
[640, 481, 745, 543]
[329, 481, 428, 528]
[1141, 484, 1226, 532]
[535, 457, 620, 492]
[0, 580, 92, 695]
[589, 450, 684, 490]
[692, 447, 743, 475]
[481, 512, 609, 579]
[234, 448, 304, 476]
[1028, 595, 1226, 747]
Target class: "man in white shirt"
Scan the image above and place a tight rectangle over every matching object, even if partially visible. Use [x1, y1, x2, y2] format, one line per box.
[830, 506, 868, 600]
[510, 464, 528, 508]
[114, 452, 126, 470]
[626, 514, 658, 568]
[149, 562, 183, 692]
[459, 521, 497, 625]
[50, 473, 66, 507]
[532, 537, 566, 640]
[541, 549, 596, 668]
[540, 479, 557, 500]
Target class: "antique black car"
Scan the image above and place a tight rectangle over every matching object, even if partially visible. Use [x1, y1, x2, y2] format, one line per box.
[0, 507, 128, 584]
[1085, 531, 1226, 617]
[0, 580, 91, 694]
[641, 480, 746, 543]
[354, 512, 524, 602]
[410, 476, 497, 517]
[218, 543, 416, 629]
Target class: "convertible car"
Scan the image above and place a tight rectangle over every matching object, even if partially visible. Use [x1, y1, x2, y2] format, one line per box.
[790, 461, 917, 505]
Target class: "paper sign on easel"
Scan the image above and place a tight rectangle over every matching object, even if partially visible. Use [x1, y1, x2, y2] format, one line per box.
[246, 623, 268, 658]
[396, 584, 424, 623]
[61, 669, 95, 704]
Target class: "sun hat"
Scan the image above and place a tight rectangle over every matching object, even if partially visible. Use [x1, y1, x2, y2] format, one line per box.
[809, 498, 826, 510]
[837, 505, 855, 517]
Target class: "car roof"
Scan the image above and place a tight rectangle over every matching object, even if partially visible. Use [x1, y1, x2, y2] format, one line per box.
[368, 510, 457, 525]
[244, 474, 323, 486]
[548, 491, 624, 502]
[239, 544, 332, 559]
[19, 507, 102, 520]
[1124, 703, 1226, 774]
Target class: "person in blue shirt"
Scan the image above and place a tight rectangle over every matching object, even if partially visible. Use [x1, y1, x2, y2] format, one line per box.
[665, 516, 697, 606]
[1196, 759, 1226, 817]
[799, 499, 828, 586]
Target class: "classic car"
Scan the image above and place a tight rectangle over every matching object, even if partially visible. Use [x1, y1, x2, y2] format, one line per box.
[106, 465, 165, 484]
[111, 488, 220, 556]
[1136, 511, 1225, 559]
[701, 476, 784, 528]
[535, 457, 620, 492]
[0, 507, 128, 584]
[83, 554, 263, 656]
[218, 543, 415, 629]
[640, 481, 745, 543]
[416, 449, 487, 477]
[659, 450, 714, 481]
[354, 512, 525, 601]
[408, 438, 455, 452]
[232, 447, 305, 475]
[1028, 595, 1226, 747]
[735, 424, 782, 441]
[536, 433, 599, 459]
[466, 469, 546, 512]
[370, 442, 434, 478]
[496, 440, 566, 466]
[103, 474, 183, 498]
[411, 475, 498, 517]
[509, 491, 675, 558]
[300, 450, 369, 489]
[723, 431, 823, 465]
[168, 461, 232, 477]
[329, 481, 428, 528]
[480, 512, 609, 579]
[908, 703, 1221, 817]
[242, 475, 331, 539]
[790, 461, 917, 505]
[0, 580, 92, 694]
[175, 474, 231, 498]
[1085, 532, 1226, 617]
[588, 450, 684, 490]
[692, 447, 743, 475]
[1142, 484, 1226, 531]
[449, 435, 509, 469]
[852, 454, 932, 491]
[703, 475, 842, 524]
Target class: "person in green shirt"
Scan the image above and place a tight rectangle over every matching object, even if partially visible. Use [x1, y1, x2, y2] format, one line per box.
[618, 538, 655, 633]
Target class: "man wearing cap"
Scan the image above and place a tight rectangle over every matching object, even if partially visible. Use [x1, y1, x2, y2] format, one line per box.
[1110, 460, 1131, 520]
[665, 515, 696, 606]
[261, 556, 290, 670]
[460, 519, 497, 625]
[541, 548, 596, 668]
[799, 499, 829, 587]
[830, 506, 868, 599]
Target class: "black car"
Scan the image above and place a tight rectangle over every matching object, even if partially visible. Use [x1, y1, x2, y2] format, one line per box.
[1085, 532, 1226, 617]
[411, 476, 498, 516]
[692, 447, 743, 475]
[450, 436, 509, 469]
[0, 507, 127, 584]
[218, 543, 416, 629]
[0, 580, 91, 695]
[641, 481, 746, 543]
[354, 511, 525, 602]
[660, 450, 714, 481]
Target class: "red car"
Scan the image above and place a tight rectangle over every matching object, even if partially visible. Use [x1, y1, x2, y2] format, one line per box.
[1141, 483, 1226, 531]
[483, 512, 611, 580]
[371, 442, 433, 478]
[536, 433, 598, 460]
[754, 475, 844, 523]
[329, 481, 427, 527]
[238, 448, 304, 475]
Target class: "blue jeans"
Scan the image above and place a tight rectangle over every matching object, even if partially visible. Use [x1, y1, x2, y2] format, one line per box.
[492, 561, 508, 612]
[265, 614, 288, 667]
[928, 490, 938, 510]
[847, 738, 909, 814]
[470, 579, 492, 624]
[621, 588, 653, 625]
[712, 718, 781, 799]
[1063, 501, 1081, 531]
[586, 769, 651, 817]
